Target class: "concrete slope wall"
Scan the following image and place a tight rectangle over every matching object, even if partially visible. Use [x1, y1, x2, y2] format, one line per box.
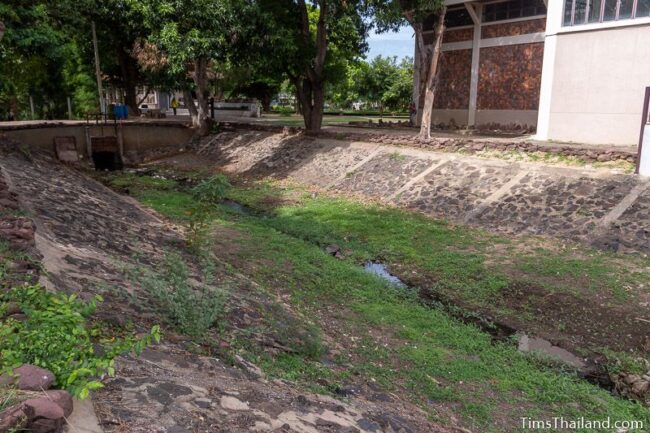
[1, 123, 194, 161]
[198, 131, 649, 253]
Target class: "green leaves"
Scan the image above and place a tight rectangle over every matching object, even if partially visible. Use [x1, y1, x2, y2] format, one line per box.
[191, 174, 231, 205]
[130, 252, 227, 339]
[139, 0, 235, 70]
[0, 285, 159, 399]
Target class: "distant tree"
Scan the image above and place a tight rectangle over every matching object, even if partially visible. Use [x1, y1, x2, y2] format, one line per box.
[136, 0, 238, 135]
[330, 55, 412, 113]
[355, 55, 402, 115]
[383, 57, 414, 111]
[0, 1, 96, 119]
[78, 0, 151, 114]
[253, 0, 371, 133]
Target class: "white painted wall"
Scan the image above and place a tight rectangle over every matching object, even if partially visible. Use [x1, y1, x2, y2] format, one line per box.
[543, 24, 650, 145]
[432, 109, 469, 126]
[476, 110, 538, 127]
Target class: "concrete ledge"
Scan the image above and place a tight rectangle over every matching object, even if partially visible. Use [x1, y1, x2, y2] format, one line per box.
[1, 123, 195, 163]
[219, 122, 637, 164]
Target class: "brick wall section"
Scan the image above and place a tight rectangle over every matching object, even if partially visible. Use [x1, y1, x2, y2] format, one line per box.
[481, 18, 546, 38]
[477, 43, 544, 111]
[443, 27, 474, 43]
[434, 49, 472, 110]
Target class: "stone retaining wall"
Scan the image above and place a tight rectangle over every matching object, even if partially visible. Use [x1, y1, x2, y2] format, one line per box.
[219, 122, 637, 164]
[198, 129, 649, 253]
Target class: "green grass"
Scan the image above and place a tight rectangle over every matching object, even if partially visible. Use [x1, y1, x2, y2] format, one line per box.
[211, 202, 649, 431]
[102, 171, 650, 432]
[474, 149, 636, 173]
[107, 172, 179, 191]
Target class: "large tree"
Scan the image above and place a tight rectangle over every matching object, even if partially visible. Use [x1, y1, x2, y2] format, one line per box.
[253, 0, 371, 133]
[83, 0, 151, 115]
[375, 0, 446, 138]
[0, 1, 96, 119]
[136, 0, 237, 135]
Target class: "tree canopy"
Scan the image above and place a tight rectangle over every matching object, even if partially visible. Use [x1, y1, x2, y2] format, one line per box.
[0, 0, 444, 135]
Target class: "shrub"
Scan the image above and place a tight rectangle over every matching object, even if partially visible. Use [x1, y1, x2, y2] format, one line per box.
[0, 285, 160, 399]
[190, 174, 231, 205]
[132, 252, 227, 339]
[271, 105, 294, 116]
[186, 175, 231, 249]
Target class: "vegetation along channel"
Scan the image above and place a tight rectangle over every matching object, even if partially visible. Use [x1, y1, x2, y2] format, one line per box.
[86, 159, 650, 431]
[4, 0, 650, 431]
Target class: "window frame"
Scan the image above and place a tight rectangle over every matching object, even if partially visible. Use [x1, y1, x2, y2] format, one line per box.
[564, 0, 648, 26]
[482, 0, 547, 23]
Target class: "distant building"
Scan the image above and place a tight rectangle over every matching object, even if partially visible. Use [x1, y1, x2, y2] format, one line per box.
[428, 0, 650, 145]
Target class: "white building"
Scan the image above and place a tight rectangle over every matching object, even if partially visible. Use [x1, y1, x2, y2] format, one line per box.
[429, 0, 650, 145]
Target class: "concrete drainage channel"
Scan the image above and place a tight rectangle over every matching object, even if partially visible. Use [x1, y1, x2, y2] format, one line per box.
[196, 197, 628, 400]
[90, 167, 640, 403]
[357, 260, 623, 394]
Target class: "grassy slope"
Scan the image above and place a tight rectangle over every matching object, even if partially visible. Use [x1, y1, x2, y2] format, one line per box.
[107, 172, 650, 432]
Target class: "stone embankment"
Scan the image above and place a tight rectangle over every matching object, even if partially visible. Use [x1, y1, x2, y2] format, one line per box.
[219, 122, 637, 165]
[0, 146, 452, 432]
[197, 128, 649, 253]
[0, 147, 73, 433]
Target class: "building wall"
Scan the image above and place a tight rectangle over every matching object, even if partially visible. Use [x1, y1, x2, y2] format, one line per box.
[477, 43, 544, 111]
[481, 18, 546, 38]
[544, 24, 650, 145]
[434, 49, 472, 110]
[433, 14, 546, 129]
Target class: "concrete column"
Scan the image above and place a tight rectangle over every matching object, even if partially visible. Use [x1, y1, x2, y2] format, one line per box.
[412, 37, 420, 107]
[535, 0, 563, 140]
[466, 3, 482, 127]
[29, 96, 35, 119]
[84, 126, 92, 161]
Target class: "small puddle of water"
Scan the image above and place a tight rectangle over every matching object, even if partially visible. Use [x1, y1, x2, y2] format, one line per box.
[517, 334, 586, 369]
[363, 262, 408, 289]
[362, 261, 586, 370]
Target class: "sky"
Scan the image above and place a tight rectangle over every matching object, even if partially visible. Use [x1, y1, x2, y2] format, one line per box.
[366, 25, 414, 61]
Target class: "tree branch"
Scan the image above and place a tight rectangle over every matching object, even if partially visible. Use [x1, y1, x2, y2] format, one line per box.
[137, 88, 151, 107]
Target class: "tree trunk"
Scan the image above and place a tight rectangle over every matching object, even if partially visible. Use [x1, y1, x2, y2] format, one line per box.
[191, 57, 212, 136]
[412, 34, 421, 126]
[310, 82, 324, 132]
[297, 0, 328, 133]
[408, 21, 429, 127]
[419, 8, 446, 139]
[260, 95, 271, 112]
[117, 48, 141, 115]
[183, 89, 198, 120]
[137, 89, 151, 107]
[296, 78, 313, 131]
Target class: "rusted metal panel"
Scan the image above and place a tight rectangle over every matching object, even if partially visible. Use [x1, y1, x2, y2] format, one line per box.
[90, 135, 119, 153]
[53, 136, 79, 163]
